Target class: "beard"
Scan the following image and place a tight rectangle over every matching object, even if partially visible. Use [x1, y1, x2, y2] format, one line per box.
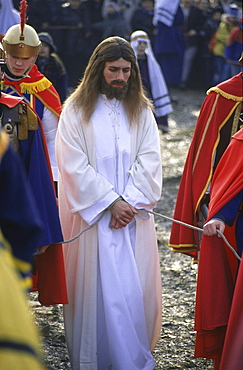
[101, 77, 129, 100]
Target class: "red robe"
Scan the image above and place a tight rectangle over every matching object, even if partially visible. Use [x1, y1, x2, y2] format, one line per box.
[219, 253, 243, 370]
[194, 129, 243, 369]
[169, 73, 243, 258]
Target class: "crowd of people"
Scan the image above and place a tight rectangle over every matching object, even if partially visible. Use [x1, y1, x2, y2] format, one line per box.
[2, 0, 242, 91]
[0, 0, 242, 369]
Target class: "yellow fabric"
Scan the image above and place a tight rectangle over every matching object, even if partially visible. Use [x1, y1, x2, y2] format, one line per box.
[0, 351, 45, 370]
[207, 87, 243, 102]
[212, 22, 235, 56]
[12, 256, 33, 290]
[0, 232, 46, 370]
[20, 77, 51, 94]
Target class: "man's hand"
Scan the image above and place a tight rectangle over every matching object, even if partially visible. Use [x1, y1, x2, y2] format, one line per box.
[110, 200, 137, 229]
[203, 219, 225, 237]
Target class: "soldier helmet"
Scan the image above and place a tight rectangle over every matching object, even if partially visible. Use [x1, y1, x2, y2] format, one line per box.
[2, 24, 41, 58]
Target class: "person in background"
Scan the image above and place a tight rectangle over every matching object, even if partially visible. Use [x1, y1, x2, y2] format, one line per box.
[56, 36, 162, 369]
[179, 0, 206, 89]
[153, 0, 184, 88]
[59, 0, 92, 88]
[195, 127, 243, 370]
[225, 16, 243, 78]
[87, 0, 105, 51]
[101, 0, 140, 35]
[37, 32, 68, 103]
[27, 0, 63, 34]
[197, 5, 223, 89]
[0, 0, 19, 34]
[211, 3, 239, 84]
[27, 0, 64, 63]
[131, 0, 156, 47]
[92, 2, 128, 43]
[208, 0, 224, 13]
[130, 30, 173, 133]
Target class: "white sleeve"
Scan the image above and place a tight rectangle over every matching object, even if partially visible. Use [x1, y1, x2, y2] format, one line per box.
[42, 107, 59, 181]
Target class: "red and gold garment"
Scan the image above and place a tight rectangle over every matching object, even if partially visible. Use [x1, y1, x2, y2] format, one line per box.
[169, 73, 243, 259]
[194, 129, 243, 369]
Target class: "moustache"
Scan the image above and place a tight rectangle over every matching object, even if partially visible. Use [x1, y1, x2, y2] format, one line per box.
[111, 80, 127, 86]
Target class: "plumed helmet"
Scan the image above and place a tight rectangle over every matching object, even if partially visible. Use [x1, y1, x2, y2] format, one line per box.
[2, 24, 41, 58]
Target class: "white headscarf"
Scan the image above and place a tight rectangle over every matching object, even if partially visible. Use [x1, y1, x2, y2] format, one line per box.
[0, 0, 19, 34]
[130, 30, 172, 117]
[153, 0, 180, 27]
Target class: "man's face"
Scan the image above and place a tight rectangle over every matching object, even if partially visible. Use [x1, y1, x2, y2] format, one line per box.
[6, 53, 36, 76]
[102, 58, 131, 100]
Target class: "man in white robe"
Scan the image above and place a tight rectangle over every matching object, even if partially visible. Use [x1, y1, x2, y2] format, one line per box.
[56, 36, 162, 370]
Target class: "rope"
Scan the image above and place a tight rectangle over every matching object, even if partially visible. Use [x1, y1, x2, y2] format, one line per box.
[146, 209, 242, 262]
[60, 208, 242, 262]
[61, 211, 106, 244]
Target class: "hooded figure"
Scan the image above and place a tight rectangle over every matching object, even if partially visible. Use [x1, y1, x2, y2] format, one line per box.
[130, 30, 172, 133]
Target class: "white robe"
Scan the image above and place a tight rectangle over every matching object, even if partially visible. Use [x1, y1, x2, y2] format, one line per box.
[56, 95, 162, 370]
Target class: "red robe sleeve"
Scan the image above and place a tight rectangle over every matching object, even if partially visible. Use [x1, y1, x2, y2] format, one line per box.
[194, 129, 243, 367]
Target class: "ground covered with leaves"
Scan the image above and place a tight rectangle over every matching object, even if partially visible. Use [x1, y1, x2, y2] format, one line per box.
[28, 87, 214, 369]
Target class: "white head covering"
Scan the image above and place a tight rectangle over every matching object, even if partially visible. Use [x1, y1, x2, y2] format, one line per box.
[153, 0, 180, 27]
[0, 0, 19, 34]
[130, 30, 172, 117]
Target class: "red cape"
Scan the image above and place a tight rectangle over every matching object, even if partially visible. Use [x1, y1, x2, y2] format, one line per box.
[0, 93, 23, 107]
[219, 254, 243, 370]
[169, 73, 243, 258]
[4, 64, 62, 117]
[194, 129, 243, 368]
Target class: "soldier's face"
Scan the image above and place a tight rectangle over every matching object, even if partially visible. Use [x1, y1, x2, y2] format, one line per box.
[6, 54, 36, 76]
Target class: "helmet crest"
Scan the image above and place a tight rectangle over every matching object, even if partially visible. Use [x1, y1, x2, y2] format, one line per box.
[20, 0, 28, 41]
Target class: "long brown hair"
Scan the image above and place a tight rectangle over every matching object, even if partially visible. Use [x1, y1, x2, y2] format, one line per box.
[65, 37, 153, 124]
